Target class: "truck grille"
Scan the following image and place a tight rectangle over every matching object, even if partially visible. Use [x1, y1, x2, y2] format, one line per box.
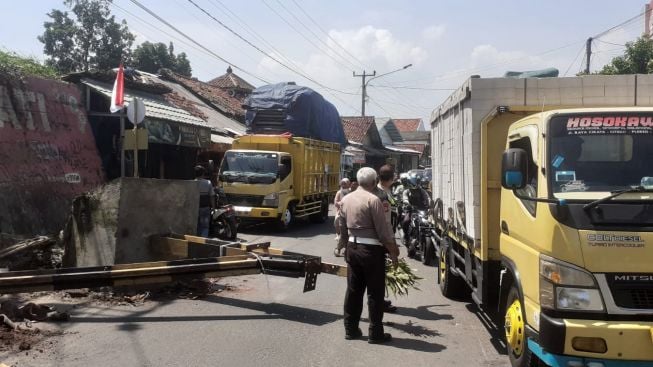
[612, 288, 653, 309]
[607, 274, 653, 309]
[224, 194, 263, 207]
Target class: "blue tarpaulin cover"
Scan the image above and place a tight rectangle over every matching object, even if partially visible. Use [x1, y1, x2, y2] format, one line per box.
[244, 82, 347, 147]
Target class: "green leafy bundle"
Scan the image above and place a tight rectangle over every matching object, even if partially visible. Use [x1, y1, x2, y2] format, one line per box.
[385, 258, 423, 297]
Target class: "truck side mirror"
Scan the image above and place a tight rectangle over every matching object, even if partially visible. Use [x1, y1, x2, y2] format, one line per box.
[501, 148, 528, 190]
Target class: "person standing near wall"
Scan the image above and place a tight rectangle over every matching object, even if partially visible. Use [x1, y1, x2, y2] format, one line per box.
[195, 165, 215, 237]
[334, 178, 351, 257]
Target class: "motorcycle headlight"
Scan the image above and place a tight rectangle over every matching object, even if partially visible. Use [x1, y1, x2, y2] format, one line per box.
[262, 193, 279, 207]
[539, 255, 604, 312]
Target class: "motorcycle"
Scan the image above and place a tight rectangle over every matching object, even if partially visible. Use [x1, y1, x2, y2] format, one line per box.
[209, 188, 238, 241]
[405, 206, 436, 266]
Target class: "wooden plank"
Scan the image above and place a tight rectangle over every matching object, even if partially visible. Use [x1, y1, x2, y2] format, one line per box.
[149, 236, 189, 260]
[320, 262, 348, 277]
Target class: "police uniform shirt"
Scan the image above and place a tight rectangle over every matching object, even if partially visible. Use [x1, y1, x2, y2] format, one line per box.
[339, 188, 395, 245]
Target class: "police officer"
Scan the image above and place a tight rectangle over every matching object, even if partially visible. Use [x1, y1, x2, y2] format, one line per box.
[338, 167, 400, 344]
[375, 165, 399, 313]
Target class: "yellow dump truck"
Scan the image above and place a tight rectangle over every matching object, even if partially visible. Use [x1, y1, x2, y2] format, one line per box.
[430, 75, 653, 367]
[218, 134, 340, 230]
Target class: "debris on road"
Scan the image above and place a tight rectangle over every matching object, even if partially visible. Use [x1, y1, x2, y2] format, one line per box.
[0, 236, 63, 271]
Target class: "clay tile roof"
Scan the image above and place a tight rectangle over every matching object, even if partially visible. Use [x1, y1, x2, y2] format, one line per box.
[341, 116, 376, 144]
[392, 118, 422, 132]
[160, 69, 245, 119]
[208, 66, 255, 91]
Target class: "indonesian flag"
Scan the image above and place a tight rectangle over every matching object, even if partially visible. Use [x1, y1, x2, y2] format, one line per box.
[109, 63, 125, 113]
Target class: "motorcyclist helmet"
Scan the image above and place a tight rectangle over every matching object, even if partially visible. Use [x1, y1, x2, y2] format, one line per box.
[399, 173, 409, 187]
[406, 174, 421, 189]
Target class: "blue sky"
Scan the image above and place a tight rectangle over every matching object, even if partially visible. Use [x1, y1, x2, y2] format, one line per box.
[1, 0, 647, 121]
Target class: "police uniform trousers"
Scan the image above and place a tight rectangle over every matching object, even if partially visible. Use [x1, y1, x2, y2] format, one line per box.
[343, 241, 386, 337]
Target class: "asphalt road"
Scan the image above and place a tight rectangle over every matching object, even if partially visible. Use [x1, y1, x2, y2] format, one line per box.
[2, 207, 510, 367]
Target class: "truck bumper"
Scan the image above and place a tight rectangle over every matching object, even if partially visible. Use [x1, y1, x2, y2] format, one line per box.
[529, 339, 652, 367]
[232, 206, 280, 220]
[530, 313, 653, 366]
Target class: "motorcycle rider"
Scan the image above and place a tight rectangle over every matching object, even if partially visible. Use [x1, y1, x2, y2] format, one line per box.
[401, 174, 430, 246]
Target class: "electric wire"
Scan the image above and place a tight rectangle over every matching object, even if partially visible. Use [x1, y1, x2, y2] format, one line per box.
[185, 0, 359, 96]
[270, 0, 361, 71]
[125, 0, 270, 83]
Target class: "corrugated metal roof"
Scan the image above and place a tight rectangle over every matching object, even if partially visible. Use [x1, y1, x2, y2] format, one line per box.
[82, 79, 209, 128]
[211, 133, 234, 144]
[384, 145, 420, 154]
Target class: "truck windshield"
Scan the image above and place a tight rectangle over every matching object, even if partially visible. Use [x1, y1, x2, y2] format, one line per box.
[220, 152, 278, 184]
[548, 114, 653, 196]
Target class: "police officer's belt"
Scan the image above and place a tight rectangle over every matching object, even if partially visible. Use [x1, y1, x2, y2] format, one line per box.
[348, 236, 382, 246]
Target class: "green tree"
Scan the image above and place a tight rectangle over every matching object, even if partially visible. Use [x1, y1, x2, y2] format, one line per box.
[132, 41, 193, 77]
[0, 50, 58, 79]
[599, 36, 653, 75]
[38, 0, 134, 73]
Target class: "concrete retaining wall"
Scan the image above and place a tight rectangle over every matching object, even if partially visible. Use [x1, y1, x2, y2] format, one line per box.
[65, 178, 199, 266]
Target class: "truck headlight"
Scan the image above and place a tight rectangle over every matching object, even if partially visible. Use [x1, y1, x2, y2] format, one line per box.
[539, 255, 604, 312]
[262, 193, 278, 207]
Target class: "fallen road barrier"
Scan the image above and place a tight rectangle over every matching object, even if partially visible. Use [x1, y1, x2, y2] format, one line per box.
[0, 234, 347, 294]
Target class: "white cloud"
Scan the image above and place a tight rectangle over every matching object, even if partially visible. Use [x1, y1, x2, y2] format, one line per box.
[422, 25, 446, 41]
[469, 44, 548, 72]
[255, 25, 429, 116]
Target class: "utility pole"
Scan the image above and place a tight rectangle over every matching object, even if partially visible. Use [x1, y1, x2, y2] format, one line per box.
[353, 70, 375, 116]
[585, 37, 592, 74]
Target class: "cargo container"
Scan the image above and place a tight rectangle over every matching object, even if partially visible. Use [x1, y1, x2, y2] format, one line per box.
[429, 75, 653, 367]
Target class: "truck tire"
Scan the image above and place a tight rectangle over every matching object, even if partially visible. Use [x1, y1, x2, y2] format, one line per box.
[438, 241, 465, 299]
[421, 237, 435, 266]
[310, 199, 329, 223]
[276, 203, 295, 231]
[504, 285, 533, 367]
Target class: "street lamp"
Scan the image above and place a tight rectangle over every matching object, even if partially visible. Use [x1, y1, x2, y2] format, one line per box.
[354, 64, 412, 116]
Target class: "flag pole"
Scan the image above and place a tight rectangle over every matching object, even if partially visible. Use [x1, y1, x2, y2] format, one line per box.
[133, 99, 139, 178]
[120, 110, 125, 177]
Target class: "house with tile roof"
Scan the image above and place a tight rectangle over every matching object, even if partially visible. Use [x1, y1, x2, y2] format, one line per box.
[392, 118, 422, 132]
[374, 117, 421, 172]
[64, 68, 246, 180]
[340, 116, 388, 172]
[397, 130, 431, 167]
[207, 66, 255, 102]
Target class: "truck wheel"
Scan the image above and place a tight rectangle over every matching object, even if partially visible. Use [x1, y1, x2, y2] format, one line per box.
[276, 204, 295, 231]
[504, 285, 532, 367]
[438, 242, 465, 299]
[310, 200, 329, 223]
[421, 237, 435, 266]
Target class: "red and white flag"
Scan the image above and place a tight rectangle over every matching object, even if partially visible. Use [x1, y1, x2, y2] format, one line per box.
[109, 63, 125, 113]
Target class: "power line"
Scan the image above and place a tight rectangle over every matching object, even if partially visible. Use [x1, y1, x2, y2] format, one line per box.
[369, 84, 455, 91]
[110, 1, 221, 78]
[285, 0, 427, 114]
[290, 0, 367, 71]
[185, 0, 358, 96]
[125, 0, 270, 83]
[594, 9, 646, 39]
[594, 39, 626, 47]
[564, 44, 586, 76]
[270, 0, 361, 71]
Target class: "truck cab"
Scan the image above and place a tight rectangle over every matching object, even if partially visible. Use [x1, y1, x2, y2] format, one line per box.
[219, 149, 295, 228]
[500, 108, 653, 366]
[218, 134, 339, 230]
